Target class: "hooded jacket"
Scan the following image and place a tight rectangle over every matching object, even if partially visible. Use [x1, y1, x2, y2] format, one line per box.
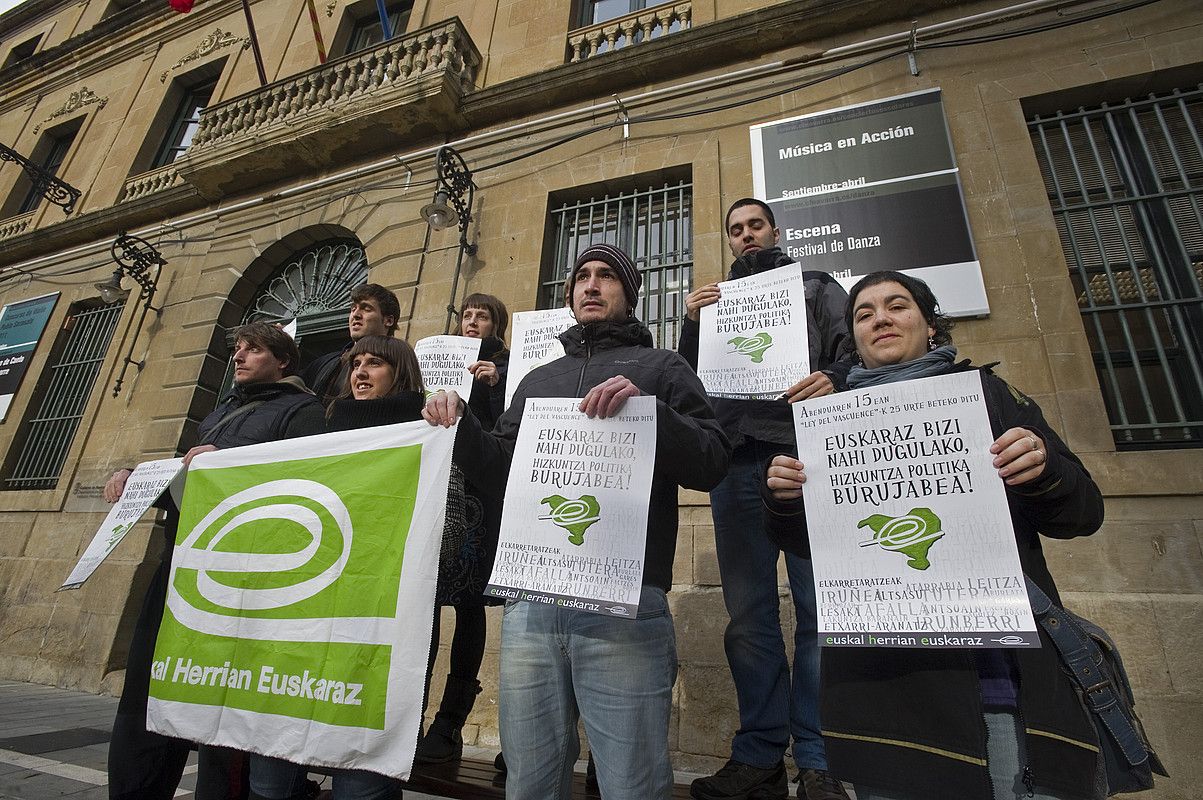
[762, 364, 1106, 799]
[677, 247, 851, 448]
[452, 318, 731, 592]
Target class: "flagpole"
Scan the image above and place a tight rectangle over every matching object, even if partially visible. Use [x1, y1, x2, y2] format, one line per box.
[374, 0, 393, 40]
[241, 0, 268, 86]
[305, 0, 328, 63]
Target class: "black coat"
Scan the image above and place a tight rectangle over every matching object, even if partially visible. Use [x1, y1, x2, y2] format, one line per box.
[197, 376, 326, 448]
[763, 364, 1106, 799]
[300, 342, 352, 406]
[677, 247, 852, 448]
[466, 335, 508, 432]
[452, 318, 731, 592]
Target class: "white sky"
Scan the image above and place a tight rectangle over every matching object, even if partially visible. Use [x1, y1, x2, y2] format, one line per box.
[1, 0, 33, 22]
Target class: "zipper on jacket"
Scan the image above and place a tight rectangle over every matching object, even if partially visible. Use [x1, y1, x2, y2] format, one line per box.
[574, 329, 592, 396]
[1014, 679, 1036, 798]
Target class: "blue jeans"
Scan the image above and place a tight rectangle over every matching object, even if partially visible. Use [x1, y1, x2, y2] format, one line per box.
[711, 440, 824, 770]
[499, 586, 677, 800]
[248, 754, 401, 800]
[855, 712, 1081, 800]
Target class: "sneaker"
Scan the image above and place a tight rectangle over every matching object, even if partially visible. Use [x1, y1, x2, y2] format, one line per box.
[690, 760, 788, 800]
[797, 768, 851, 800]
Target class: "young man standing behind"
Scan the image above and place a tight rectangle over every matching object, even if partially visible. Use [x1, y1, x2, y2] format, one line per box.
[679, 199, 852, 800]
[302, 283, 400, 404]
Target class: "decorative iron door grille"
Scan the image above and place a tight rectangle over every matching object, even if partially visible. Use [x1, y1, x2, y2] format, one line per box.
[542, 178, 692, 348]
[1028, 86, 1203, 448]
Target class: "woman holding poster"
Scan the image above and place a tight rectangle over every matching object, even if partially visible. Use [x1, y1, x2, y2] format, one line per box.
[415, 293, 510, 764]
[248, 335, 439, 800]
[764, 271, 1107, 800]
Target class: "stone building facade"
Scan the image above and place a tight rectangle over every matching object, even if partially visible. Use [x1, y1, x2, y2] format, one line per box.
[0, 0, 1200, 795]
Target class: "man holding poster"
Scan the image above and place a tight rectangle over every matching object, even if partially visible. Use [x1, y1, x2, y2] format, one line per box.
[105, 323, 325, 800]
[424, 243, 729, 800]
[764, 271, 1107, 800]
[679, 199, 851, 800]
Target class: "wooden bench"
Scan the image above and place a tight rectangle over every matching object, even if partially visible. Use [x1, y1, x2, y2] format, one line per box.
[403, 757, 694, 799]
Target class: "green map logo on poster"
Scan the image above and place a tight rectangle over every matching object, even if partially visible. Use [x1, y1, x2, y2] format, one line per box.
[539, 494, 601, 545]
[857, 507, 945, 570]
[104, 522, 132, 553]
[728, 332, 773, 363]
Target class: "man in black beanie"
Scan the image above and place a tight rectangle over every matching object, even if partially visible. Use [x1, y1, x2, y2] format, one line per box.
[679, 199, 853, 800]
[424, 242, 730, 800]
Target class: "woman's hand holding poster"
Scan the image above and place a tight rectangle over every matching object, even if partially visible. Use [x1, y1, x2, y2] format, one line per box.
[415, 335, 479, 399]
[505, 308, 577, 410]
[792, 371, 1038, 648]
[697, 263, 810, 398]
[487, 396, 656, 618]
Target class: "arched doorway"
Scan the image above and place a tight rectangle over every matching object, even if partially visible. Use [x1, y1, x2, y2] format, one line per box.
[219, 237, 369, 391]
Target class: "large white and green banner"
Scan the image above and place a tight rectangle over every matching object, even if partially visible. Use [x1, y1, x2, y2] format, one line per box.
[146, 421, 456, 779]
[487, 396, 657, 617]
[793, 371, 1037, 648]
[697, 263, 810, 399]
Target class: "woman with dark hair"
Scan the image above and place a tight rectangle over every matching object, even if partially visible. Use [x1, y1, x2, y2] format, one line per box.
[763, 271, 1108, 800]
[247, 335, 431, 800]
[415, 293, 510, 764]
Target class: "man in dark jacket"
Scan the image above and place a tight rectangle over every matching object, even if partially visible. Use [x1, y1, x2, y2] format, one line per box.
[424, 243, 730, 800]
[301, 283, 400, 404]
[105, 322, 324, 800]
[678, 199, 852, 800]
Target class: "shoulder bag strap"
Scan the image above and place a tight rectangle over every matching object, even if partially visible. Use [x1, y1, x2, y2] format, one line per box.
[1025, 577, 1149, 766]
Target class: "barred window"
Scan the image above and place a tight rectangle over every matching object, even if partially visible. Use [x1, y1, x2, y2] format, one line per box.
[1028, 85, 1203, 449]
[3, 300, 125, 490]
[542, 177, 692, 348]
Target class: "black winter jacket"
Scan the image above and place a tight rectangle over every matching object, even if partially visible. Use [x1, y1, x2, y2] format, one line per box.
[197, 376, 326, 448]
[466, 335, 509, 431]
[301, 342, 353, 406]
[763, 364, 1106, 800]
[678, 247, 851, 448]
[452, 318, 731, 592]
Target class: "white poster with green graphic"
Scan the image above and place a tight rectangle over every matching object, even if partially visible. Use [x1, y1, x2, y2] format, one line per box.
[146, 421, 456, 779]
[697, 263, 810, 399]
[793, 371, 1038, 648]
[505, 307, 576, 410]
[416, 335, 480, 400]
[487, 396, 656, 617]
[59, 457, 185, 590]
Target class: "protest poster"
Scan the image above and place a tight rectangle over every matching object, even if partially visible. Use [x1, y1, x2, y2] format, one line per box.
[792, 371, 1038, 648]
[59, 457, 185, 590]
[0, 292, 59, 421]
[487, 396, 656, 617]
[696, 263, 810, 398]
[415, 335, 480, 399]
[750, 88, 988, 316]
[505, 307, 576, 410]
[146, 421, 455, 779]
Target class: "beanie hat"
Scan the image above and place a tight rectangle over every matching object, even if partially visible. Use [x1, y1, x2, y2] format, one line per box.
[568, 243, 642, 311]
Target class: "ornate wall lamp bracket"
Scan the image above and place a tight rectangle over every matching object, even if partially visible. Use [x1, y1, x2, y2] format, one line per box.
[104, 233, 168, 397]
[419, 146, 481, 333]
